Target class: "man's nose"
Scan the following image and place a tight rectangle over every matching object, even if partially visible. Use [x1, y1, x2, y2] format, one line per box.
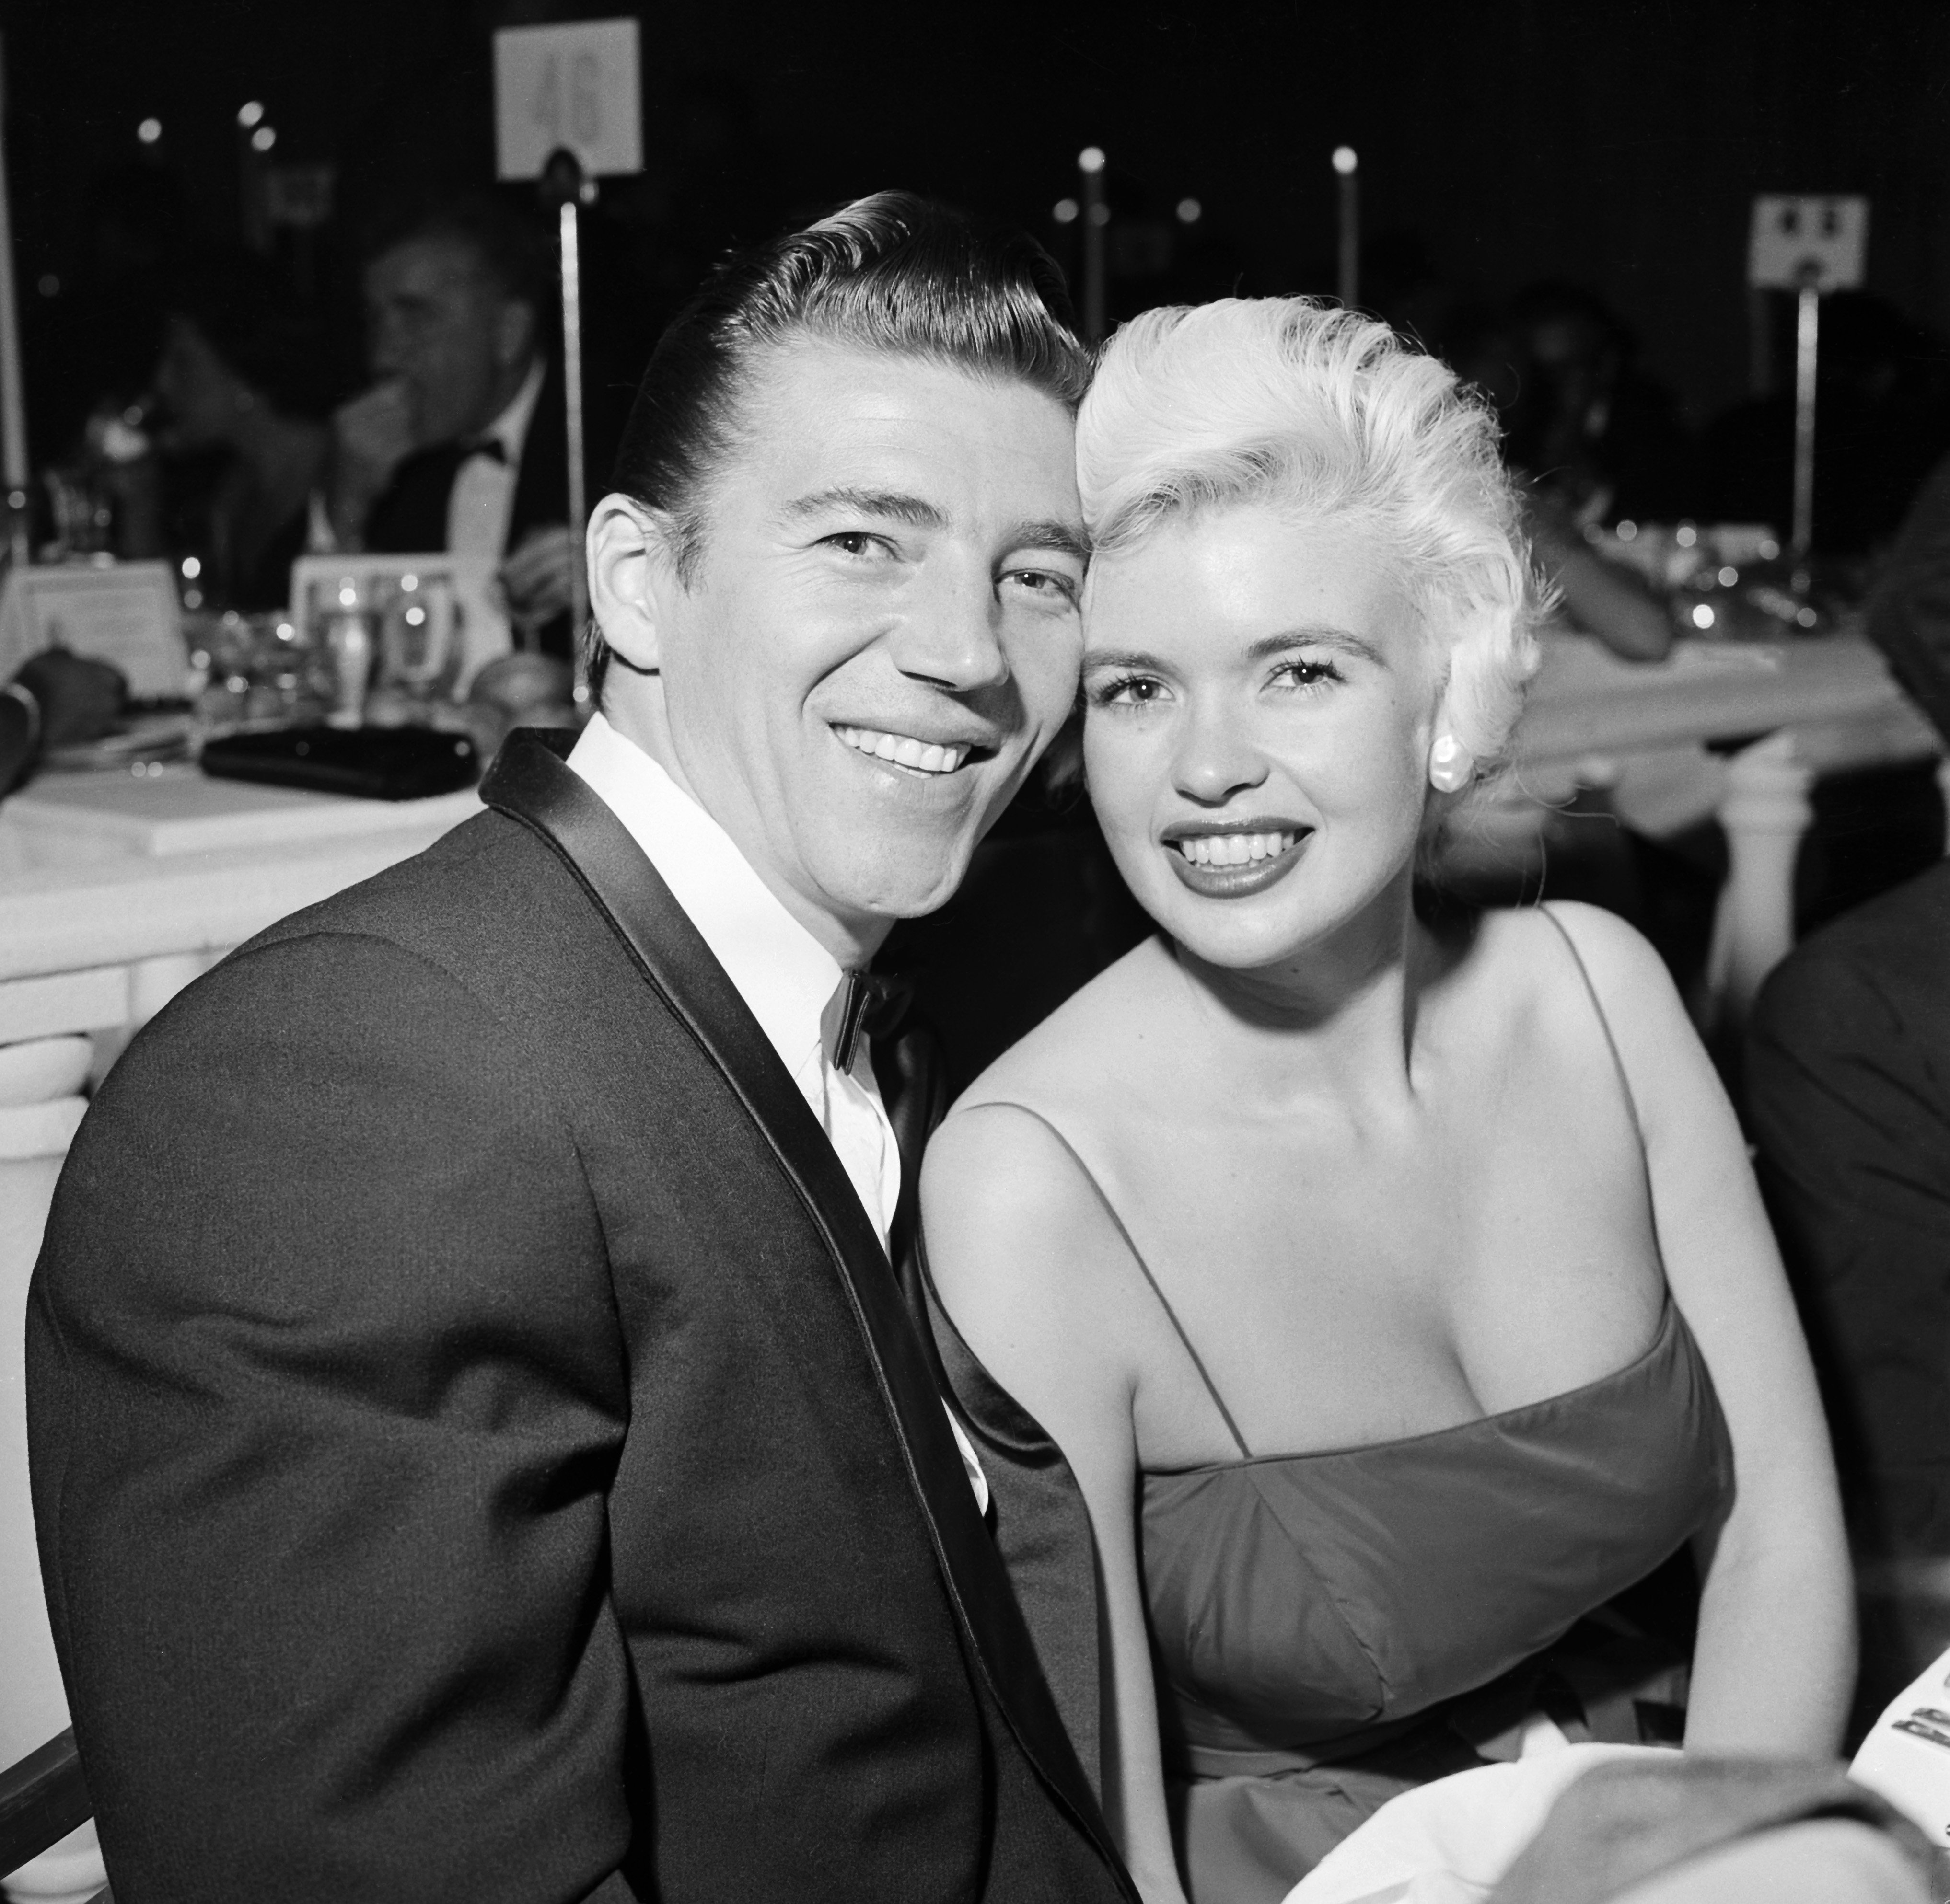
[884, 561, 1010, 694]
[1172, 696, 1270, 807]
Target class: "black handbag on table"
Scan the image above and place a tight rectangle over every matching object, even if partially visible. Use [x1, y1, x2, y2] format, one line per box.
[200, 725, 480, 801]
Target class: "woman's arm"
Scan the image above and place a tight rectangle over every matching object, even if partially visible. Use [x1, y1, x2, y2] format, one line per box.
[1549, 903, 1856, 1754]
[922, 1103, 1191, 1904]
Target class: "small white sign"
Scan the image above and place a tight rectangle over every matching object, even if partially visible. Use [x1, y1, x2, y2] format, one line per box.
[1749, 195, 1869, 292]
[494, 19, 642, 181]
[0, 562, 185, 700]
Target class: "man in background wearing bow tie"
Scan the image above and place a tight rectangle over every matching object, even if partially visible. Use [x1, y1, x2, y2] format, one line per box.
[332, 191, 579, 655]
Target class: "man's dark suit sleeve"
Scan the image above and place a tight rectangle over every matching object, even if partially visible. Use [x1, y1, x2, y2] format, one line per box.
[28, 929, 637, 1904]
[1747, 915, 1950, 1555]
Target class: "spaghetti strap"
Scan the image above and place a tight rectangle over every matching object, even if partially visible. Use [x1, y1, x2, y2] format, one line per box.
[1537, 904, 1649, 1153]
[959, 1099, 1255, 1460]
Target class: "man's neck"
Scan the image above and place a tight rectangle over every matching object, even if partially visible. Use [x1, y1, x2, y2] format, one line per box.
[598, 687, 889, 970]
[461, 354, 539, 448]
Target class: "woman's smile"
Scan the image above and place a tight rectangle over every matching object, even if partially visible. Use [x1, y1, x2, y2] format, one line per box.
[1162, 820, 1312, 897]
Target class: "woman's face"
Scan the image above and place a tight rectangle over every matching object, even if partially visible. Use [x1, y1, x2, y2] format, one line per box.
[1082, 503, 1443, 971]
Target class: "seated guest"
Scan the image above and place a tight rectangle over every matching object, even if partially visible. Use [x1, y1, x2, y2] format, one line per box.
[1747, 863, 1950, 1561]
[920, 299, 1854, 1904]
[152, 252, 331, 611]
[1866, 447, 1950, 740]
[333, 191, 578, 655]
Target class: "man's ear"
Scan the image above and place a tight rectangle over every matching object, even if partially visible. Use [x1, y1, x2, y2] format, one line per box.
[496, 298, 537, 371]
[588, 493, 681, 675]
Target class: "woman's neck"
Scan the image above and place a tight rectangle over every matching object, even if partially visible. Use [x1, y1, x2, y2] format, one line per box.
[1171, 877, 1440, 1108]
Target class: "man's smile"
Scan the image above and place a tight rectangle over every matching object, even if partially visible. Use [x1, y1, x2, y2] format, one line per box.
[833, 722, 983, 777]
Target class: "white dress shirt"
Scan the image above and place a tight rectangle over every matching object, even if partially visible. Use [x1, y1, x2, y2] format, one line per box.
[447, 358, 546, 559]
[566, 713, 987, 1511]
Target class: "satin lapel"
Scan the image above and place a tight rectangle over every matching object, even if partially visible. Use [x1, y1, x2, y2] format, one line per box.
[480, 733, 1131, 1884]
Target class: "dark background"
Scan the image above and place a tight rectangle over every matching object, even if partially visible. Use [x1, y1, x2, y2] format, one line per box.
[6, 0, 1950, 462]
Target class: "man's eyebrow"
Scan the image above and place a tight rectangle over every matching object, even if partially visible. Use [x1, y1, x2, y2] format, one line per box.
[783, 487, 948, 529]
[1081, 646, 1168, 673]
[1002, 519, 1091, 564]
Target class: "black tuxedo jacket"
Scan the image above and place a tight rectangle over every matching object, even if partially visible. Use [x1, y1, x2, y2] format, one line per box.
[27, 733, 1137, 1904]
[365, 363, 575, 658]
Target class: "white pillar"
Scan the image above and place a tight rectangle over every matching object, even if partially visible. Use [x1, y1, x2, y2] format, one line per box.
[1705, 732, 1815, 1031]
[0, 1035, 106, 1904]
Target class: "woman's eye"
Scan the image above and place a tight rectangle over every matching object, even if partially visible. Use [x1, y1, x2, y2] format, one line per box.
[1272, 657, 1341, 691]
[1088, 672, 1166, 708]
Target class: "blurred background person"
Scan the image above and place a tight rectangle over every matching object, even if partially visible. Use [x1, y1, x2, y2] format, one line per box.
[149, 251, 333, 612]
[331, 191, 579, 658]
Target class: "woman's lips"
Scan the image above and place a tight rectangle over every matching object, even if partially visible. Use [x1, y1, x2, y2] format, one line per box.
[1163, 826, 1311, 898]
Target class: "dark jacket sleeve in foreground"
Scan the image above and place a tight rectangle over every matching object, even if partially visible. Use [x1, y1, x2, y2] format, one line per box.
[1746, 865, 1950, 1555]
[28, 928, 636, 1904]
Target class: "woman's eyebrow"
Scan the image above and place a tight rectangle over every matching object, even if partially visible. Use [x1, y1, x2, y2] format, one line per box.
[1247, 626, 1386, 666]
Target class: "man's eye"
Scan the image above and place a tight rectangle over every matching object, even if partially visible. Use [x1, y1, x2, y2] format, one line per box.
[1002, 567, 1080, 605]
[821, 531, 889, 559]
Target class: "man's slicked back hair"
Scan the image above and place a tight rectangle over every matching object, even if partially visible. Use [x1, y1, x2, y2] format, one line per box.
[591, 191, 1089, 694]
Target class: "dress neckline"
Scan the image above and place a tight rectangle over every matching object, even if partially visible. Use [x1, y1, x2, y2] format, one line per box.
[1143, 1297, 1680, 1480]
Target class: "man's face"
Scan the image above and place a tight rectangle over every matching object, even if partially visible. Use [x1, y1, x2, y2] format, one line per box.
[362, 237, 525, 448]
[647, 341, 1086, 948]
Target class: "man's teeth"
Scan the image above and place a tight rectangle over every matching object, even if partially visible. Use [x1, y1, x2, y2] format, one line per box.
[835, 725, 971, 775]
[1175, 831, 1299, 867]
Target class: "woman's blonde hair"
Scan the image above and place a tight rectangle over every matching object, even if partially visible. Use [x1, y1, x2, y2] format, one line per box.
[1078, 298, 1545, 763]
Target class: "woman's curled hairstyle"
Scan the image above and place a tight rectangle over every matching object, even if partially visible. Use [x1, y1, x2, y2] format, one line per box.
[1078, 298, 1545, 765]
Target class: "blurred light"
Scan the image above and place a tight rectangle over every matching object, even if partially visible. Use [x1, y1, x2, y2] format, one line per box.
[1759, 537, 1781, 560]
[1052, 198, 1079, 225]
[1176, 197, 1202, 224]
[122, 404, 145, 426]
[1717, 565, 1739, 587]
[1675, 522, 1698, 548]
[238, 100, 265, 128]
[250, 125, 277, 153]
[180, 555, 202, 580]
[400, 572, 419, 591]
[183, 587, 204, 609]
[1078, 145, 1105, 174]
[1796, 605, 1819, 628]
[405, 605, 427, 627]
[137, 117, 162, 145]
[1615, 519, 1637, 541]
[1332, 146, 1358, 175]
[338, 582, 358, 608]
[1088, 203, 1110, 227]
[1690, 603, 1716, 629]
[35, 274, 58, 298]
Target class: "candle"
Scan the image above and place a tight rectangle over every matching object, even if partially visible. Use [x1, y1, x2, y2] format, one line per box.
[1333, 146, 1359, 310]
[1079, 146, 1107, 344]
[0, 36, 28, 510]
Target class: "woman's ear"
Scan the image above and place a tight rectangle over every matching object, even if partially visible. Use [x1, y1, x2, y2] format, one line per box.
[588, 494, 677, 675]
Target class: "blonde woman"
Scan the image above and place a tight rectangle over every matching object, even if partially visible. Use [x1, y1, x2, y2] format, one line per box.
[920, 300, 1852, 1904]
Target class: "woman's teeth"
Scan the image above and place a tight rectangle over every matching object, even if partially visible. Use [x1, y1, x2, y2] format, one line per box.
[1175, 831, 1299, 867]
[835, 725, 970, 775]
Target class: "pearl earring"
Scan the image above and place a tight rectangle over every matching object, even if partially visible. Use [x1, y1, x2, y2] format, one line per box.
[1428, 733, 1474, 793]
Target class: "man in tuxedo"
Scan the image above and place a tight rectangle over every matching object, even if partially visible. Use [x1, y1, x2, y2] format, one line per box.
[28, 194, 1135, 1904]
[335, 191, 580, 656]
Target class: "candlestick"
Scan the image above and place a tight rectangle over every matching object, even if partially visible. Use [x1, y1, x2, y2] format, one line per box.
[0, 35, 28, 569]
[1333, 146, 1359, 310]
[1790, 281, 1820, 578]
[541, 148, 592, 687]
[1079, 146, 1107, 344]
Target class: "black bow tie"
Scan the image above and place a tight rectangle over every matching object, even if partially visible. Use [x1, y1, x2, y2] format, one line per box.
[823, 971, 914, 1073]
[458, 436, 507, 465]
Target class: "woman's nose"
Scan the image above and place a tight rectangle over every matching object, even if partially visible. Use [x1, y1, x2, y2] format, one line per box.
[883, 562, 1010, 694]
[1172, 701, 1269, 807]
